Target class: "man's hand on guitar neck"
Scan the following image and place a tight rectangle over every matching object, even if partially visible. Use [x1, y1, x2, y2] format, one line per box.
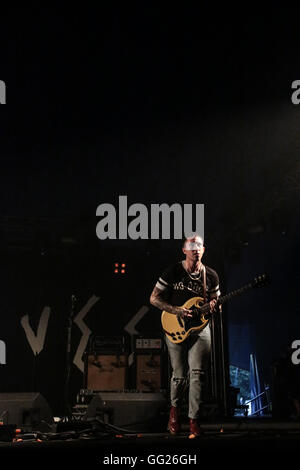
[209, 299, 218, 313]
[210, 298, 222, 314]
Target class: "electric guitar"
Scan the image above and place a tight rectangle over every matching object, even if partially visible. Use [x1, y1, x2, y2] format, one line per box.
[161, 274, 268, 344]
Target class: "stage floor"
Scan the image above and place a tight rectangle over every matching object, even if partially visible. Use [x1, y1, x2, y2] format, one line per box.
[1, 419, 299, 465]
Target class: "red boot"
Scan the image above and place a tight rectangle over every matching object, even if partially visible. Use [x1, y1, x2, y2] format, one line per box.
[168, 406, 181, 434]
[189, 418, 202, 437]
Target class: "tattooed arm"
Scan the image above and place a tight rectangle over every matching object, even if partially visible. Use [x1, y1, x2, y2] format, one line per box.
[150, 286, 192, 317]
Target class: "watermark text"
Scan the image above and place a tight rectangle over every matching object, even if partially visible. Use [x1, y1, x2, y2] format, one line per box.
[0, 80, 6, 104]
[291, 339, 300, 365]
[96, 196, 204, 240]
[291, 80, 300, 105]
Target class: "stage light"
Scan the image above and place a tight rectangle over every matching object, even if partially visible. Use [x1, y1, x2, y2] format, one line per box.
[113, 262, 126, 274]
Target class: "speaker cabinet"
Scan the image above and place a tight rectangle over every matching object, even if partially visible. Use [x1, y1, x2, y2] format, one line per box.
[0, 392, 53, 428]
[84, 353, 128, 391]
[136, 354, 162, 392]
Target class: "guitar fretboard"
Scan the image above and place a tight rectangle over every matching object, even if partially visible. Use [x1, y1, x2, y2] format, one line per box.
[200, 282, 254, 314]
[198, 274, 267, 315]
[219, 283, 253, 305]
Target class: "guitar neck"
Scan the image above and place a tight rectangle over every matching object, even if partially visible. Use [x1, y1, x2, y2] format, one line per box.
[198, 274, 267, 314]
[218, 282, 253, 305]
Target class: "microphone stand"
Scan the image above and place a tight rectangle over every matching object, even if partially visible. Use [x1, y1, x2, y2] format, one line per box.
[219, 306, 228, 417]
[64, 294, 76, 418]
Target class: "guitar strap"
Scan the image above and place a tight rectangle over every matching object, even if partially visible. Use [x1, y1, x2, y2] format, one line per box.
[202, 264, 207, 302]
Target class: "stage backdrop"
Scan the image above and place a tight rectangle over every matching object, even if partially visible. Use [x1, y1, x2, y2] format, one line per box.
[0, 222, 298, 417]
[0, 241, 175, 416]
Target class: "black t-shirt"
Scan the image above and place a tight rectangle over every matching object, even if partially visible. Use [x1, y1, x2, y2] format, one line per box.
[155, 261, 220, 307]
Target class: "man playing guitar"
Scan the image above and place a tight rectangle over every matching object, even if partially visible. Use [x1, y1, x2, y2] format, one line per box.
[150, 234, 220, 437]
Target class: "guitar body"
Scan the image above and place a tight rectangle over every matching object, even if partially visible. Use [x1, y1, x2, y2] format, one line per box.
[161, 296, 210, 344]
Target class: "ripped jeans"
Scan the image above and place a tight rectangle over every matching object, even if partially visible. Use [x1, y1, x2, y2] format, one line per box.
[165, 325, 211, 419]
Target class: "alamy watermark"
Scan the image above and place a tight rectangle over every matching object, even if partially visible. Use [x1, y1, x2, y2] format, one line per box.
[291, 339, 300, 365]
[291, 80, 300, 105]
[96, 196, 204, 240]
[0, 80, 6, 104]
[0, 340, 6, 364]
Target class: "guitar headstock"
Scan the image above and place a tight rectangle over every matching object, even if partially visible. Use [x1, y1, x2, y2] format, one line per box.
[252, 273, 270, 288]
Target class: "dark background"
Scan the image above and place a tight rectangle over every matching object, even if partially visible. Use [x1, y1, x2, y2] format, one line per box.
[0, 7, 299, 416]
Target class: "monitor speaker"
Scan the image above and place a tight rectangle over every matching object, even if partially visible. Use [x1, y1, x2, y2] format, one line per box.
[86, 391, 167, 431]
[0, 392, 53, 429]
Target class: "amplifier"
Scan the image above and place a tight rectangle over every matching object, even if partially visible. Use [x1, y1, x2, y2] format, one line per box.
[134, 336, 163, 352]
[88, 336, 126, 354]
[133, 335, 165, 392]
[84, 353, 128, 391]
